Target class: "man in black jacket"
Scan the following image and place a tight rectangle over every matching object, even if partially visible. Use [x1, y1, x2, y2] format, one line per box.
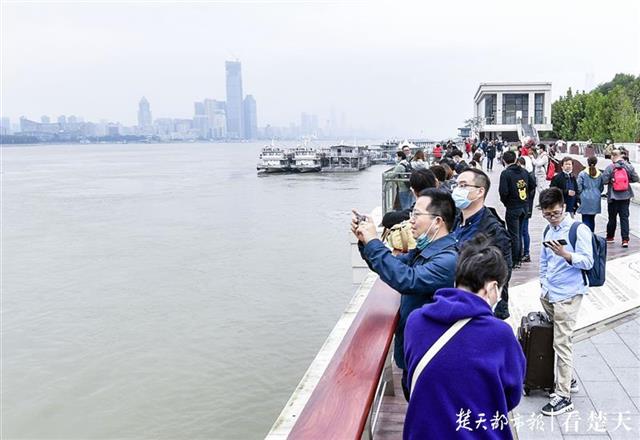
[499, 150, 530, 269]
[550, 157, 579, 216]
[451, 168, 513, 319]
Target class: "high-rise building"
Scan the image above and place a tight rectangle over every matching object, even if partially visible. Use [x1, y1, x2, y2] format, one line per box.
[41, 115, 50, 124]
[137, 97, 152, 129]
[193, 101, 209, 139]
[243, 95, 257, 139]
[225, 61, 244, 139]
[0, 117, 10, 135]
[204, 99, 227, 139]
[57, 115, 66, 125]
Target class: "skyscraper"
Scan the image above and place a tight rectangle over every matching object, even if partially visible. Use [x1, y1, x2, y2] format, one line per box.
[225, 61, 243, 139]
[137, 97, 152, 129]
[204, 99, 227, 139]
[243, 95, 257, 139]
[193, 101, 209, 139]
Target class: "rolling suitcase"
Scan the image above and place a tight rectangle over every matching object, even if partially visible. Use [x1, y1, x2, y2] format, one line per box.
[517, 311, 554, 395]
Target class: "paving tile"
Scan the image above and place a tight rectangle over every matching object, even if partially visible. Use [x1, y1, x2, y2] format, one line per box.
[514, 413, 565, 440]
[562, 436, 611, 439]
[613, 320, 640, 335]
[632, 396, 640, 413]
[583, 380, 639, 415]
[543, 397, 600, 436]
[607, 413, 640, 439]
[610, 367, 640, 398]
[596, 344, 639, 368]
[591, 331, 624, 345]
[575, 352, 615, 382]
[616, 332, 640, 359]
[575, 340, 600, 357]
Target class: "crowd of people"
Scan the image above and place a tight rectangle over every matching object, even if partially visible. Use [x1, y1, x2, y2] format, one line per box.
[351, 139, 638, 438]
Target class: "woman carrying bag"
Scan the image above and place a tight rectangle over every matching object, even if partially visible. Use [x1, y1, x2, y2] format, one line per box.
[403, 235, 525, 439]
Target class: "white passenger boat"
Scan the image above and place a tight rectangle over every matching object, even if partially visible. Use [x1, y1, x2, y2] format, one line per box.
[291, 146, 321, 173]
[257, 146, 291, 173]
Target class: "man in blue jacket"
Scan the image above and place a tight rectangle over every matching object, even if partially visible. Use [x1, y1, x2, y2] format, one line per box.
[352, 188, 458, 400]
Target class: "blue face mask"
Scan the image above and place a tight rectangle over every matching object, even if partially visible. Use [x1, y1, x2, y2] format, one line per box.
[452, 187, 473, 209]
[416, 221, 439, 250]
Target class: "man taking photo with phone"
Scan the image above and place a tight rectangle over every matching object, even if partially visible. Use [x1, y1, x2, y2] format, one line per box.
[351, 189, 458, 401]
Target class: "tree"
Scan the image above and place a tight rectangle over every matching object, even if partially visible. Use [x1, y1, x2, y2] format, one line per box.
[576, 92, 610, 142]
[608, 85, 640, 142]
[464, 116, 484, 138]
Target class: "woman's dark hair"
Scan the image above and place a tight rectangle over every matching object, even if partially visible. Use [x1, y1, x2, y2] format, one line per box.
[538, 144, 546, 151]
[429, 164, 446, 183]
[397, 151, 406, 160]
[455, 234, 508, 291]
[417, 188, 456, 231]
[538, 187, 564, 210]
[409, 169, 437, 193]
[441, 162, 454, 180]
[587, 156, 598, 177]
[414, 150, 426, 161]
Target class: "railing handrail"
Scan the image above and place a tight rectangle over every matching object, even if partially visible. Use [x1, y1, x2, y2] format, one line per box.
[285, 278, 400, 439]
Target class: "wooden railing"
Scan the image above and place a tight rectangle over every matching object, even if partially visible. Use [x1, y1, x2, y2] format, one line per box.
[280, 278, 400, 440]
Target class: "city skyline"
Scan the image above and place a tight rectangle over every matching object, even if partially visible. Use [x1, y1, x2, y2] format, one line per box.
[2, 1, 638, 138]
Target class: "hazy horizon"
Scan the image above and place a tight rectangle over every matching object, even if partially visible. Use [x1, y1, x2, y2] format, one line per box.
[2, 0, 639, 138]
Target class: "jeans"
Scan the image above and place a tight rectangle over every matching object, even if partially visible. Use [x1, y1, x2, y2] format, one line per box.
[606, 199, 631, 240]
[581, 214, 596, 232]
[505, 207, 527, 265]
[399, 190, 414, 211]
[521, 216, 530, 256]
[487, 157, 494, 170]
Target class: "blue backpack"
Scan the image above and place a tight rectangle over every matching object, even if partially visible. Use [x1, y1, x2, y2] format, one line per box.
[544, 222, 607, 287]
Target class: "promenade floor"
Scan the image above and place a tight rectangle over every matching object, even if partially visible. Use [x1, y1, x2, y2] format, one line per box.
[373, 161, 640, 439]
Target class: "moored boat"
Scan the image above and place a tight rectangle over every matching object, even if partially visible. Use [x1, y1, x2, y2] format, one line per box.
[257, 146, 291, 173]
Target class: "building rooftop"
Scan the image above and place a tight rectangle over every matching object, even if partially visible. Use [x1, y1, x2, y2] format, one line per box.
[474, 82, 552, 102]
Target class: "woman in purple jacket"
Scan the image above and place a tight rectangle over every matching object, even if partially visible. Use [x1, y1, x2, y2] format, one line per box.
[403, 235, 525, 439]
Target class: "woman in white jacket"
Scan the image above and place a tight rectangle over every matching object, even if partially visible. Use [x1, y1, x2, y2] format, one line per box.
[532, 144, 550, 190]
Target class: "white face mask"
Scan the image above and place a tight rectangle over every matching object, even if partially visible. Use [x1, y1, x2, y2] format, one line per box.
[489, 282, 502, 311]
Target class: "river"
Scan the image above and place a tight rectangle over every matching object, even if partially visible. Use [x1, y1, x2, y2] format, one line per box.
[1, 141, 386, 439]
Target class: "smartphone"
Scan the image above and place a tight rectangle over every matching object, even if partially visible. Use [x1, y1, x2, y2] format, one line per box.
[354, 211, 367, 224]
[543, 239, 568, 248]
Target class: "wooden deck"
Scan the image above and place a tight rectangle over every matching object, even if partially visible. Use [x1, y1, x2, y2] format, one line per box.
[373, 163, 639, 439]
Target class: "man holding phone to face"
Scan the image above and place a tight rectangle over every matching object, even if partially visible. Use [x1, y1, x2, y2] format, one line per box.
[351, 189, 458, 401]
[538, 187, 594, 417]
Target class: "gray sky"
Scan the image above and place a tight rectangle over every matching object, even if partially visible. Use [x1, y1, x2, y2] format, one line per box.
[2, 0, 639, 138]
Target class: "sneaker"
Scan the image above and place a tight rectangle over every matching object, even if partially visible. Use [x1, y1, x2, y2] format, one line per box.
[541, 395, 574, 416]
[606, 237, 614, 244]
[622, 240, 629, 248]
[570, 378, 579, 393]
[522, 254, 531, 263]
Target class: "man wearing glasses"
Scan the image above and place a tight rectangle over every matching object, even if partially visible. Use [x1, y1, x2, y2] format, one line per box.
[538, 187, 594, 416]
[451, 168, 513, 319]
[351, 188, 458, 400]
